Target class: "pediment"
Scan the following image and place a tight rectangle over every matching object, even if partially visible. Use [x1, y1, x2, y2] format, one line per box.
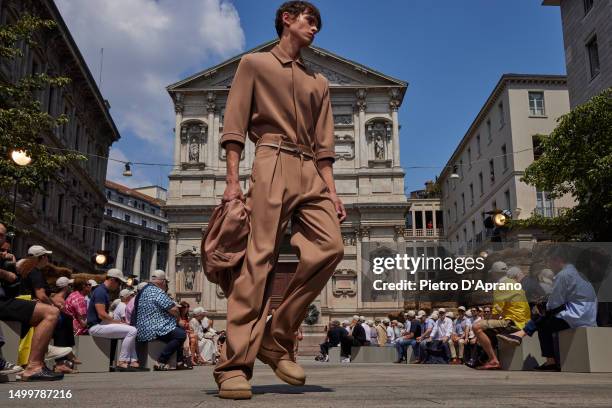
[168, 39, 406, 91]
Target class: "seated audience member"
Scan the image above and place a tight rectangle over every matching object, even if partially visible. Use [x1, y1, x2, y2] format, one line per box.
[374, 318, 387, 346]
[463, 310, 481, 367]
[87, 268, 141, 371]
[383, 318, 393, 345]
[113, 289, 133, 322]
[134, 270, 189, 371]
[360, 316, 371, 345]
[342, 320, 351, 335]
[190, 307, 216, 364]
[126, 282, 147, 324]
[395, 310, 421, 363]
[0, 227, 64, 381]
[84, 279, 98, 309]
[64, 278, 92, 335]
[318, 320, 346, 361]
[414, 311, 437, 364]
[498, 247, 597, 371]
[367, 320, 378, 346]
[340, 316, 367, 362]
[472, 266, 531, 370]
[449, 306, 470, 365]
[50, 276, 79, 374]
[17, 245, 73, 366]
[177, 301, 196, 366]
[420, 308, 452, 364]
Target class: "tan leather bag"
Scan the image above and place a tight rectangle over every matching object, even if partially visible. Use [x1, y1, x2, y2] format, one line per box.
[201, 199, 250, 295]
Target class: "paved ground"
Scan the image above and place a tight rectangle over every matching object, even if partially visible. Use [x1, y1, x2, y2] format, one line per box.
[2, 359, 612, 407]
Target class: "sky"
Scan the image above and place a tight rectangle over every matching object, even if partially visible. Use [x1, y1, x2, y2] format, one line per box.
[55, 0, 566, 193]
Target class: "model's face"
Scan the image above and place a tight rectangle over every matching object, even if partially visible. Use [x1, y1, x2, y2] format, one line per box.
[283, 11, 319, 45]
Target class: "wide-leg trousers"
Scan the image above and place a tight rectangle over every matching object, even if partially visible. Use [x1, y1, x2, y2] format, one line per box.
[214, 136, 344, 384]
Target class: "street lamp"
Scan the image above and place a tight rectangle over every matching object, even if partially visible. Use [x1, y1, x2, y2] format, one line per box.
[9, 150, 32, 244]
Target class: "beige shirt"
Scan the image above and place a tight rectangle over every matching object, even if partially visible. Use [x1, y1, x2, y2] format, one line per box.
[219, 44, 336, 162]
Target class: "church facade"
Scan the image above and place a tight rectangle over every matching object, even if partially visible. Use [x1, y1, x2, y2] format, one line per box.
[165, 40, 411, 327]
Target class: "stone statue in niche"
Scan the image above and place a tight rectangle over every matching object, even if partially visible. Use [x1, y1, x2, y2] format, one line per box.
[185, 266, 195, 291]
[189, 141, 199, 162]
[374, 134, 385, 159]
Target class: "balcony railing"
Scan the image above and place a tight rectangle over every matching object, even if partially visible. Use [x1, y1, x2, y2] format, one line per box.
[404, 228, 444, 238]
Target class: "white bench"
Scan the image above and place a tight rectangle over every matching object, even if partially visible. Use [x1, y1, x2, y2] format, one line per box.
[327, 346, 341, 363]
[498, 334, 546, 370]
[350, 346, 398, 363]
[136, 340, 177, 369]
[559, 327, 612, 373]
[73, 336, 114, 373]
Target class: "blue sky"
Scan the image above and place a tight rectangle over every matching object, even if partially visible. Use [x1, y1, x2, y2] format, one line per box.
[59, 0, 565, 193]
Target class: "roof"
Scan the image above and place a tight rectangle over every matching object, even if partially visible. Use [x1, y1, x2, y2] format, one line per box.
[438, 74, 567, 181]
[105, 180, 165, 207]
[167, 39, 408, 91]
[43, 0, 121, 143]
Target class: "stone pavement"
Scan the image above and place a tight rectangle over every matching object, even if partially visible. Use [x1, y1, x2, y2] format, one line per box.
[2, 359, 612, 407]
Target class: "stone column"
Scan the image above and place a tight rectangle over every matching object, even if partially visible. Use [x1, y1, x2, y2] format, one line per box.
[173, 93, 184, 166]
[353, 108, 360, 169]
[432, 208, 437, 235]
[355, 228, 363, 311]
[411, 211, 416, 236]
[391, 103, 400, 168]
[168, 229, 177, 295]
[133, 237, 142, 278]
[116, 233, 124, 270]
[357, 89, 367, 168]
[101, 229, 106, 251]
[150, 242, 158, 275]
[206, 92, 216, 169]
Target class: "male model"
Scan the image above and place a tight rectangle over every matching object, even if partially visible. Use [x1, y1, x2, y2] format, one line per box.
[216, 1, 346, 400]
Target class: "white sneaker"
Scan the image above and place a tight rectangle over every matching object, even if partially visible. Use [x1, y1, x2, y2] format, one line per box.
[0, 359, 24, 374]
[324, 354, 330, 362]
[341, 357, 351, 363]
[45, 345, 72, 361]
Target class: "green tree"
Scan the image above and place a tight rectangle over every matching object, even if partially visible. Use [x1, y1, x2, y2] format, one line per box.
[512, 88, 612, 241]
[0, 13, 84, 226]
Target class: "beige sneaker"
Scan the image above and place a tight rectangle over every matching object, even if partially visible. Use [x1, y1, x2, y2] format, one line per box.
[218, 376, 252, 400]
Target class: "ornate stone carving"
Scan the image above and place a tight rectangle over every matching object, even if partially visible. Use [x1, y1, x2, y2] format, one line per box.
[374, 134, 385, 159]
[173, 93, 184, 113]
[206, 91, 216, 113]
[389, 88, 401, 112]
[332, 268, 357, 297]
[188, 142, 199, 162]
[342, 232, 356, 246]
[303, 60, 355, 85]
[334, 134, 355, 160]
[181, 122, 207, 144]
[358, 226, 370, 240]
[367, 120, 392, 141]
[394, 225, 405, 240]
[356, 89, 367, 112]
[333, 114, 353, 126]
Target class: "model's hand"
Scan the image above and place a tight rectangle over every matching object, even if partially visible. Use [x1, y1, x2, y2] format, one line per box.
[222, 180, 244, 203]
[329, 192, 346, 223]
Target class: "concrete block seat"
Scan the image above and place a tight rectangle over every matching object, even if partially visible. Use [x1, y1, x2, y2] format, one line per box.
[73, 335, 114, 373]
[350, 345, 398, 363]
[0, 320, 21, 364]
[559, 327, 612, 373]
[136, 340, 177, 369]
[498, 333, 546, 370]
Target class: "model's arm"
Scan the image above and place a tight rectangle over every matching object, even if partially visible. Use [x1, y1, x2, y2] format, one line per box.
[317, 159, 346, 222]
[219, 55, 255, 202]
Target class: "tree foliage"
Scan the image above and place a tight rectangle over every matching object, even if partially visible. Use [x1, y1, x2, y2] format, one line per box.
[0, 13, 85, 225]
[512, 88, 612, 241]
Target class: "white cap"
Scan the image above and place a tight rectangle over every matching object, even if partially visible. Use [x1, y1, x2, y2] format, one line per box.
[397, 322, 404, 328]
[446, 311, 455, 319]
[88, 279, 98, 287]
[465, 310, 473, 318]
[119, 288, 133, 298]
[28, 245, 52, 257]
[417, 310, 427, 317]
[193, 307, 205, 315]
[151, 269, 168, 281]
[106, 268, 127, 283]
[406, 310, 416, 318]
[438, 308, 446, 313]
[137, 282, 148, 291]
[431, 311, 439, 320]
[382, 318, 390, 324]
[489, 261, 508, 274]
[55, 276, 74, 288]
[342, 320, 350, 325]
[458, 306, 466, 312]
[352, 315, 360, 321]
[359, 315, 365, 322]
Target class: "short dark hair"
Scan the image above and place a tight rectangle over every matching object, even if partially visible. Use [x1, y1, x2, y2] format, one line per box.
[275, 1, 322, 38]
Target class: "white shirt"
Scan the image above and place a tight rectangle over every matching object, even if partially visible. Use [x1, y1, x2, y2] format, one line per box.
[431, 317, 453, 340]
[201, 316, 210, 330]
[548, 263, 597, 328]
[386, 326, 395, 342]
[113, 302, 127, 322]
[361, 322, 371, 342]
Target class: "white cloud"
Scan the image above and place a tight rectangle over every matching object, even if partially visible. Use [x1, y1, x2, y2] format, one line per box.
[56, 0, 245, 148]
